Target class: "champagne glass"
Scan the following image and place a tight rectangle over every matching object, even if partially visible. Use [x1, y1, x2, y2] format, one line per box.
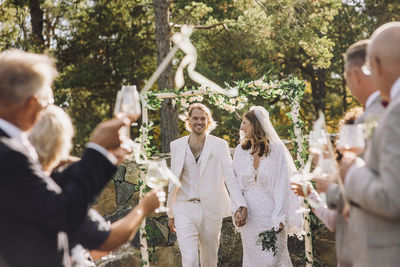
[309, 130, 328, 156]
[337, 124, 365, 156]
[146, 159, 180, 213]
[114, 85, 141, 150]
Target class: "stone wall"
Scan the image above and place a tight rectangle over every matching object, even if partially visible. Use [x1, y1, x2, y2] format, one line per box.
[93, 159, 336, 267]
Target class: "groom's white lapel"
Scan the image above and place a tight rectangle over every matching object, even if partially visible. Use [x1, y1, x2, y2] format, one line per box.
[199, 134, 214, 179]
[174, 135, 189, 179]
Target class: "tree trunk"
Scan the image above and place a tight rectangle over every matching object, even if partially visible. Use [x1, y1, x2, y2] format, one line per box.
[153, 0, 179, 153]
[311, 69, 326, 115]
[29, 0, 44, 50]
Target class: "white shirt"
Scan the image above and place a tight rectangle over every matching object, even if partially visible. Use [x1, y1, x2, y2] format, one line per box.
[175, 143, 202, 201]
[390, 77, 400, 101]
[365, 91, 380, 108]
[0, 118, 39, 161]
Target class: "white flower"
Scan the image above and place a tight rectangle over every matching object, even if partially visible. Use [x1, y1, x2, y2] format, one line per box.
[262, 84, 269, 90]
[254, 80, 263, 87]
[238, 95, 248, 102]
[222, 103, 235, 113]
[249, 91, 259, 96]
[229, 98, 236, 104]
[227, 105, 236, 113]
[189, 96, 195, 102]
[180, 98, 189, 108]
[236, 103, 245, 110]
[196, 95, 204, 102]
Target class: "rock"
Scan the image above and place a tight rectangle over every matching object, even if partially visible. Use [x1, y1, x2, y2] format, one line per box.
[218, 217, 243, 267]
[113, 165, 127, 182]
[115, 181, 135, 206]
[96, 244, 141, 267]
[124, 161, 142, 185]
[92, 181, 117, 217]
[131, 216, 169, 249]
[151, 244, 181, 267]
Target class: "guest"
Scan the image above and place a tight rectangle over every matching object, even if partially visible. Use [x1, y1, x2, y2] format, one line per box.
[292, 107, 363, 233]
[29, 105, 160, 266]
[340, 22, 400, 267]
[0, 49, 130, 267]
[311, 40, 383, 267]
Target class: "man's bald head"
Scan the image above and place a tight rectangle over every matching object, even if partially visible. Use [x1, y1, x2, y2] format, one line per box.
[370, 22, 400, 63]
[367, 22, 400, 100]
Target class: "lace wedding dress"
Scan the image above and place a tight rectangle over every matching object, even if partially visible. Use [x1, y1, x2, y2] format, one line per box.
[232, 142, 303, 267]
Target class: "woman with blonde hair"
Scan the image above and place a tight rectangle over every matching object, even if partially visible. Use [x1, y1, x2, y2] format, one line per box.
[29, 105, 75, 173]
[232, 106, 303, 267]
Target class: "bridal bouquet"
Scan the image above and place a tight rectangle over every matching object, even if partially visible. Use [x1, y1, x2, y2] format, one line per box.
[256, 228, 277, 256]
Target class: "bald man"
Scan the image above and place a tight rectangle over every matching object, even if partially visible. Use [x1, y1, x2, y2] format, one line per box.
[340, 22, 400, 267]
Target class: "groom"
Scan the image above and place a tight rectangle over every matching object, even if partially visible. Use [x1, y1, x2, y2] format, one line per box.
[167, 103, 247, 267]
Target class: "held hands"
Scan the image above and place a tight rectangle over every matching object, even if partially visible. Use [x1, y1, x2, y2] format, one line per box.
[234, 206, 248, 227]
[168, 218, 176, 233]
[276, 222, 284, 234]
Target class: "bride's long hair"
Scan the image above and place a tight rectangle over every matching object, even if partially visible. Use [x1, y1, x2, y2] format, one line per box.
[241, 110, 270, 157]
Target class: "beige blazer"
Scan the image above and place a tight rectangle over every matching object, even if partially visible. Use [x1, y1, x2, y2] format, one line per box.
[166, 134, 246, 220]
[345, 93, 400, 267]
[326, 93, 384, 266]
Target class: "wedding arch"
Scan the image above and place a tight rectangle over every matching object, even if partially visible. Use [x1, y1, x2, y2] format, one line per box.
[133, 76, 315, 266]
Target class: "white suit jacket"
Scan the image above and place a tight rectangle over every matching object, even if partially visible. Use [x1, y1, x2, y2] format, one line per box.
[166, 134, 246, 220]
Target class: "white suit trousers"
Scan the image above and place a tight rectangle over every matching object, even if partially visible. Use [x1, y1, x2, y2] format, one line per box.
[173, 201, 222, 267]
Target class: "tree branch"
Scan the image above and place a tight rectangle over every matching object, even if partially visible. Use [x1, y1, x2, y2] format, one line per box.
[170, 22, 228, 30]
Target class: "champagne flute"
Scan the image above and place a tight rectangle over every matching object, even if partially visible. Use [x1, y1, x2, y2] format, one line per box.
[114, 85, 141, 150]
[114, 85, 141, 124]
[337, 124, 365, 156]
[309, 130, 328, 156]
[146, 159, 181, 213]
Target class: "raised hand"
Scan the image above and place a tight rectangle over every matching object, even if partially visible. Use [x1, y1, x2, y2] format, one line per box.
[90, 117, 130, 151]
[291, 182, 312, 198]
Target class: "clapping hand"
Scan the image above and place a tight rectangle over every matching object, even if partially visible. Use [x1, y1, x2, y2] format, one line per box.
[234, 207, 247, 227]
[291, 182, 312, 198]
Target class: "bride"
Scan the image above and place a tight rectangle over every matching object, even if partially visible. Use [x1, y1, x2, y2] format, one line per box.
[232, 106, 303, 267]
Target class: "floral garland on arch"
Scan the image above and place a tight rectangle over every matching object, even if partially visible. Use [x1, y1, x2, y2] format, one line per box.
[145, 76, 306, 166]
[147, 76, 302, 111]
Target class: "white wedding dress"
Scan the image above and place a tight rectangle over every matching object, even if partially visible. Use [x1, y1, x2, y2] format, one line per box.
[232, 142, 303, 267]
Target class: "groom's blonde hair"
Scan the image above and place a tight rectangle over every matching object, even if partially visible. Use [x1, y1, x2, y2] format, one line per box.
[185, 103, 217, 133]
